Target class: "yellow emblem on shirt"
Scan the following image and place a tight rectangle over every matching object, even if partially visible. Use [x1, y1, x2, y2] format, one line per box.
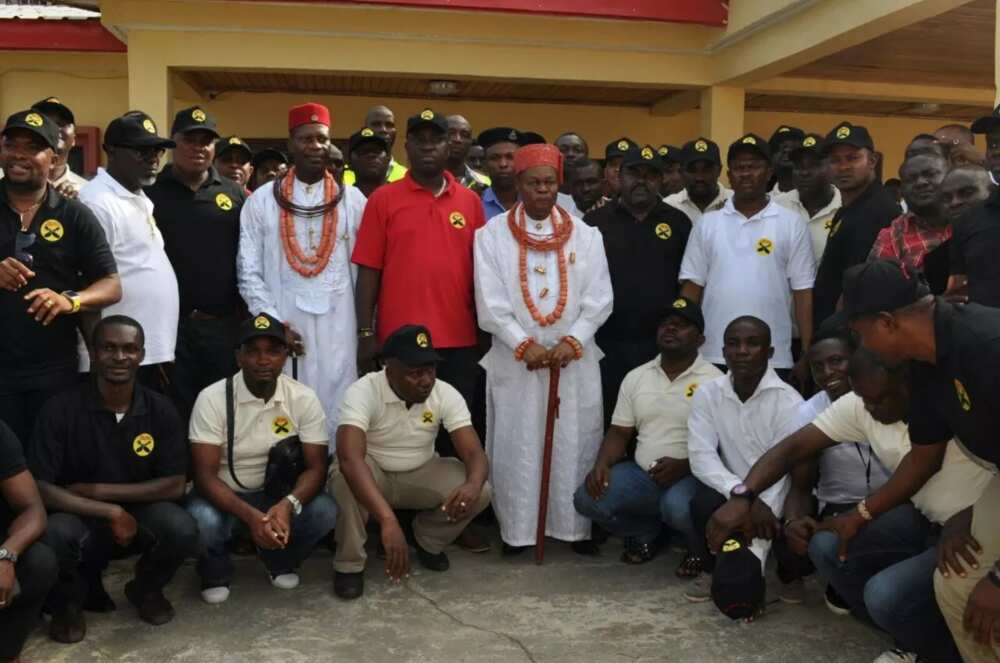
[142, 119, 156, 134]
[272, 416, 293, 435]
[685, 383, 699, 399]
[836, 125, 851, 139]
[756, 238, 773, 256]
[416, 332, 429, 348]
[954, 379, 972, 412]
[192, 109, 207, 122]
[40, 219, 64, 242]
[25, 113, 44, 127]
[722, 539, 741, 553]
[216, 193, 233, 211]
[673, 298, 687, 309]
[655, 223, 672, 240]
[449, 212, 466, 229]
[421, 410, 434, 424]
[253, 315, 270, 329]
[133, 433, 155, 457]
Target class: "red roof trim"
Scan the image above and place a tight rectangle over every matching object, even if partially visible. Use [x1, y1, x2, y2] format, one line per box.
[0, 19, 126, 52]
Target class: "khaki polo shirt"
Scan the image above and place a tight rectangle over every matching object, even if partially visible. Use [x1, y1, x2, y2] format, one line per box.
[774, 188, 842, 262]
[338, 370, 472, 473]
[612, 355, 722, 469]
[190, 372, 329, 492]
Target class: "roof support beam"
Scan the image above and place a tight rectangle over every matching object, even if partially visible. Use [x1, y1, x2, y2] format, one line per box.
[649, 90, 700, 117]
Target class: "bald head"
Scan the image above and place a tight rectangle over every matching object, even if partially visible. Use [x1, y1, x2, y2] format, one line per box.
[365, 105, 397, 149]
[941, 166, 992, 223]
[446, 115, 474, 165]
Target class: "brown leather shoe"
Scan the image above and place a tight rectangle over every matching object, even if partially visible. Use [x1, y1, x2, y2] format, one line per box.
[124, 581, 175, 626]
[50, 604, 86, 643]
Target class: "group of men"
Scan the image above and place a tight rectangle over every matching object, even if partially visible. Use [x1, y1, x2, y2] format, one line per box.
[1, 93, 999, 663]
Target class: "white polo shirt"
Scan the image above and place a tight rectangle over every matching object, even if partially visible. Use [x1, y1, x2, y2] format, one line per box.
[664, 182, 732, 225]
[189, 372, 329, 492]
[78, 168, 179, 365]
[679, 197, 816, 368]
[773, 187, 842, 262]
[338, 370, 472, 473]
[612, 354, 722, 470]
[812, 392, 993, 524]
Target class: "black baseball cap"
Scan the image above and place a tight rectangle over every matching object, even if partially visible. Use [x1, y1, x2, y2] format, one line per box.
[789, 133, 825, 161]
[381, 324, 443, 366]
[768, 125, 806, 151]
[605, 137, 638, 161]
[822, 122, 874, 155]
[971, 105, 1000, 134]
[251, 148, 287, 169]
[171, 106, 220, 138]
[657, 144, 682, 163]
[104, 112, 175, 149]
[31, 96, 74, 126]
[2, 110, 61, 150]
[477, 127, 523, 150]
[727, 133, 771, 163]
[681, 137, 721, 167]
[238, 312, 287, 347]
[215, 136, 252, 161]
[348, 127, 390, 155]
[621, 144, 664, 173]
[842, 260, 931, 319]
[406, 108, 448, 135]
[711, 537, 766, 620]
[660, 296, 705, 333]
[519, 131, 546, 146]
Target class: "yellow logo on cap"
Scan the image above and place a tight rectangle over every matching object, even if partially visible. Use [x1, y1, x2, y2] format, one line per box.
[803, 136, 817, 148]
[685, 383, 699, 398]
[272, 416, 293, 435]
[836, 125, 851, 139]
[617, 140, 629, 152]
[133, 433, 154, 457]
[361, 128, 374, 137]
[228, 136, 242, 145]
[253, 315, 270, 330]
[192, 109, 207, 122]
[756, 238, 773, 255]
[215, 193, 233, 211]
[416, 332, 429, 348]
[40, 219, 63, 242]
[722, 539, 741, 553]
[449, 211, 466, 229]
[420, 110, 434, 120]
[673, 298, 687, 309]
[142, 118, 156, 134]
[45, 97, 61, 104]
[694, 140, 708, 153]
[25, 113, 44, 127]
[658, 146, 669, 156]
[641, 146, 654, 160]
[655, 223, 672, 240]
[954, 379, 972, 412]
[742, 135, 757, 145]
[778, 126, 790, 133]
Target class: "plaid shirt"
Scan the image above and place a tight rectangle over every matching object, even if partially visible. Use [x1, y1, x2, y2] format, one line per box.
[868, 212, 952, 271]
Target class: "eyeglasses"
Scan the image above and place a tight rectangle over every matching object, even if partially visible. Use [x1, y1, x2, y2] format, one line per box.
[15, 230, 35, 266]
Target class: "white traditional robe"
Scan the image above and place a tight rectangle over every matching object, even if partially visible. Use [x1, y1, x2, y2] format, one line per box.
[237, 178, 366, 442]
[475, 207, 613, 546]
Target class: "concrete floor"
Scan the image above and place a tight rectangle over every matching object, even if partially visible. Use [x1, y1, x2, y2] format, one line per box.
[20, 538, 887, 663]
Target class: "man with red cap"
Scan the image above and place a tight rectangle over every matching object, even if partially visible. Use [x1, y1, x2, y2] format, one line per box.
[238, 102, 367, 441]
[474, 142, 613, 554]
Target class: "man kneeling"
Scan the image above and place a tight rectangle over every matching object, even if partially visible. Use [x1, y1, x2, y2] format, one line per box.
[187, 313, 337, 604]
[330, 325, 491, 599]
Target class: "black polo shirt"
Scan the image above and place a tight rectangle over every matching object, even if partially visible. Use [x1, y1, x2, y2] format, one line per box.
[908, 299, 1000, 468]
[585, 199, 692, 341]
[0, 184, 117, 394]
[0, 419, 27, 532]
[813, 180, 900, 326]
[145, 166, 246, 317]
[28, 380, 187, 486]
[950, 192, 1000, 306]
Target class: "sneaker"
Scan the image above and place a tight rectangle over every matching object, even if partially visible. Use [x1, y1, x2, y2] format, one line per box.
[200, 585, 231, 604]
[872, 648, 917, 663]
[778, 578, 805, 604]
[683, 573, 713, 603]
[824, 585, 850, 616]
[269, 573, 300, 590]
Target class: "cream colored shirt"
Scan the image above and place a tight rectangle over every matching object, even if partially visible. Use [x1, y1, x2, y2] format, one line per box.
[773, 187, 842, 262]
[338, 370, 472, 473]
[189, 372, 329, 492]
[664, 183, 732, 225]
[812, 392, 993, 524]
[611, 355, 722, 469]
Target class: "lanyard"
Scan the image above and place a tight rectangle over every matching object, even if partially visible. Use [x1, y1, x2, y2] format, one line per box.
[854, 442, 873, 491]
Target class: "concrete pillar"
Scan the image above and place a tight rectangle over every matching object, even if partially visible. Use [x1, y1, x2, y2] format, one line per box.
[700, 86, 745, 168]
[127, 33, 172, 139]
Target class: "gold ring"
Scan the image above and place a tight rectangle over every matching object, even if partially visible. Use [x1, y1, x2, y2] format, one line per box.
[43, 298, 53, 307]
[460, 501, 467, 507]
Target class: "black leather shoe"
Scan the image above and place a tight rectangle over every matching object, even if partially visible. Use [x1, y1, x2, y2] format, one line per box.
[501, 543, 529, 557]
[415, 543, 450, 571]
[124, 581, 175, 626]
[572, 540, 601, 556]
[334, 571, 364, 600]
[50, 604, 86, 643]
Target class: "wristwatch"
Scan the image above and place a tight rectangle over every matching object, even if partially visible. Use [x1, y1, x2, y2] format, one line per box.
[0, 547, 18, 564]
[285, 494, 303, 517]
[730, 483, 757, 502]
[61, 290, 81, 314]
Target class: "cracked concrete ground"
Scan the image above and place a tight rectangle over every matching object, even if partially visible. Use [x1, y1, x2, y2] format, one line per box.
[20, 538, 887, 662]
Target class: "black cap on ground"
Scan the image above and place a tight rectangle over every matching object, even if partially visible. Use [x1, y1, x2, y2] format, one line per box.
[2, 110, 61, 150]
[711, 537, 766, 621]
[238, 313, 287, 347]
[842, 260, 931, 319]
[381, 324, 443, 366]
[171, 106, 220, 138]
[660, 296, 705, 333]
[104, 112, 176, 149]
[681, 137, 721, 167]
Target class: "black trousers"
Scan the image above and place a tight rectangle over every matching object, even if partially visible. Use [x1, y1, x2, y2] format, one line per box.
[433, 346, 481, 457]
[597, 336, 658, 431]
[0, 373, 78, 454]
[42, 501, 199, 608]
[0, 538, 57, 660]
[171, 316, 240, 423]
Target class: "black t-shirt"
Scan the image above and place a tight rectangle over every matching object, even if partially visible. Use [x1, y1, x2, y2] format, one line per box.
[0, 185, 117, 393]
[0, 419, 27, 532]
[923, 241, 951, 295]
[949, 193, 1000, 306]
[28, 381, 187, 486]
[145, 166, 246, 317]
[908, 299, 1000, 467]
[585, 199, 692, 341]
[813, 180, 900, 326]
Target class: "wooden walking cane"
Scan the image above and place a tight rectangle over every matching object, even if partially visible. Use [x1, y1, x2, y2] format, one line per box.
[535, 365, 561, 565]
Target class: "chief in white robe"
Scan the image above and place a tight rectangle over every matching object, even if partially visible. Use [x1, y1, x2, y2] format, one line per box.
[475, 205, 613, 546]
[237, 176, 366, 442]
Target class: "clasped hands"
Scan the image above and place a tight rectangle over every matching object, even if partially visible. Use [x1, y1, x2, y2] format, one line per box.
[522, 339, 577, 370]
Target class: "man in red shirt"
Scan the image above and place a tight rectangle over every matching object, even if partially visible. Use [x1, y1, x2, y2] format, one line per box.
[353, 108, 486, 416]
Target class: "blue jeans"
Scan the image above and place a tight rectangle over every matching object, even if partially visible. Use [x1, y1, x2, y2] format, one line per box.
[186, 490, 337, 587]
[809, 503, 961, 662]
[573, 461, 697, 548]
